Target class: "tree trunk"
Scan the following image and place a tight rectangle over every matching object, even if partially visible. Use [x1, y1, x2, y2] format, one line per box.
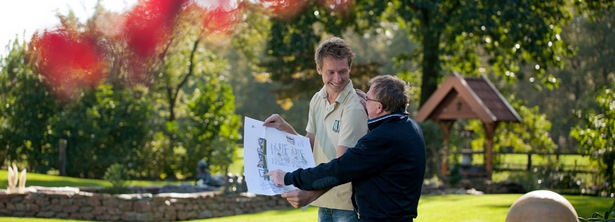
[420, 25, 442, 107]
[58, 139, 67, 176]
[163, 86, 176, 180]
[605, 151, 615, 192]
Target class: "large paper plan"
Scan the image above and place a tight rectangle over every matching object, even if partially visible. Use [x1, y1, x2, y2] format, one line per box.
[243, 116, 316, 195]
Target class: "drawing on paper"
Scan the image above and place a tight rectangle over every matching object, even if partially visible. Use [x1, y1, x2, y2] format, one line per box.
[243, 116, 315, 196]
[257, 138, 268, 180]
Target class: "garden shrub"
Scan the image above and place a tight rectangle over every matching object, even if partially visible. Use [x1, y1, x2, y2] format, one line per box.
[103, 163, 129, 194]
[579, 199, 615, 222]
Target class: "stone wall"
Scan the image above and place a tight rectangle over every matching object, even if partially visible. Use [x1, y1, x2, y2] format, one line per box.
[0, 187, 291, 221]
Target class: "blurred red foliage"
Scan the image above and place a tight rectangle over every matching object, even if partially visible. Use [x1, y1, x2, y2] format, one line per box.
[123, 0, 188, 58]
[30, 29, 106, 100]
[259, 0, 308, 20]
[200, 1, 244, 35]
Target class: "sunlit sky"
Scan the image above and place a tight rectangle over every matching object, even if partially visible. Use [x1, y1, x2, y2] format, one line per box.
[0, 0, 137, 57]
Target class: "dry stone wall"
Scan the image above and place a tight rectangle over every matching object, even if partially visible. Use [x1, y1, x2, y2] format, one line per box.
[0, 187, 290, 221]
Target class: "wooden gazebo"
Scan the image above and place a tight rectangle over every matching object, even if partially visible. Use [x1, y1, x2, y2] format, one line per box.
[414, 72, 521, 179]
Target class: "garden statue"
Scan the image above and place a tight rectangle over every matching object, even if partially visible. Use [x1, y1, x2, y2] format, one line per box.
[506, 190, 578, 222]
[195, 160, 211, 186]
[6, 163, 27, 194]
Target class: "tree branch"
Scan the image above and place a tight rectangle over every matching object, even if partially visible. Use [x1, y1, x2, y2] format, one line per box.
[173, 37, 201, 101]
[442, 0, 461, 24]
[159, 35, 175, 64]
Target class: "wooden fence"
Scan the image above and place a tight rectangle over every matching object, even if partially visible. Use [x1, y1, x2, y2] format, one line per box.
[454, 151, 598, 174]
[494, 151, 596, 174]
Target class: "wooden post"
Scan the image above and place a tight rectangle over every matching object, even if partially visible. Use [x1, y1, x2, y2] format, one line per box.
[438, 120, 454, 177]
[483, 122, 498, 180]
[527, 153, 532, 171]
[58, 139, 67, 176]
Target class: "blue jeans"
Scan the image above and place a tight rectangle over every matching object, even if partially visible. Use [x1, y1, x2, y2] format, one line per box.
[318, 207, 359, 222]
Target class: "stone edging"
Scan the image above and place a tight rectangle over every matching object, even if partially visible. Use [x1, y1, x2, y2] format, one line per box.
[0, 187, 290, 221]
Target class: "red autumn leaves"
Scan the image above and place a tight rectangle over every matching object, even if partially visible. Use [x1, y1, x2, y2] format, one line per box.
[124, 0, 188, 58]
[30, 30, 106, 100]
[28, 0, 354, 100]
[30, 0, 223, 100]
[260, 0, 308, 20]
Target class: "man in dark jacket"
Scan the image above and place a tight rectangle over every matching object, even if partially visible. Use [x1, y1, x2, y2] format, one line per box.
[266, 75, 426, 221]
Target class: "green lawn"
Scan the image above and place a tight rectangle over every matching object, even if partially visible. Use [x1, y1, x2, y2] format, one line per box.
[2, 165, 612, 222]
[195, 194, 613, 222]
[2, 194, 611, 222]
[228, 147, 244, 175]
[0, 170, 179, 189]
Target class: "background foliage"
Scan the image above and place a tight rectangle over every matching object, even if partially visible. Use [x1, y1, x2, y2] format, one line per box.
[0, 0, 613, 194]
[0, 2, 242, 180]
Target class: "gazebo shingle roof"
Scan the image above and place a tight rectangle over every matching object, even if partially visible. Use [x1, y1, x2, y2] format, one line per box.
[414, 72, 521, 123]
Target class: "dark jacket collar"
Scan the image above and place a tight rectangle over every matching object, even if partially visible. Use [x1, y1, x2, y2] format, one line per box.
[368, 112, 408, 131]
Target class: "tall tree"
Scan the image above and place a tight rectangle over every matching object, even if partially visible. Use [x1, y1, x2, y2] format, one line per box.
[258, 0, 613, 107]
[183, 75, 241, 176]
[257, 1, 383, 102]
[226, 10, 313, 130]
[1, 0, 244, 179]
[515, 6, 614, 151]
[0, 39, 58, 171]
[47, 84, 151, 178]
[141, 2, 245, 179]
[571, 84, 615, 195]
[391, 0, 580, 105]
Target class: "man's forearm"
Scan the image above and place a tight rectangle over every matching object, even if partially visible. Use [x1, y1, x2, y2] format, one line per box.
[282, 189, 329, 208]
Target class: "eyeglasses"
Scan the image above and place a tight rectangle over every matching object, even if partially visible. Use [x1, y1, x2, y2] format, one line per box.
[364, 96, 379, 103]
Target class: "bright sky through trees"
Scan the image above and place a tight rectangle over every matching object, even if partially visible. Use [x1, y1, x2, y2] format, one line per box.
[0, 0, 137, 57]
